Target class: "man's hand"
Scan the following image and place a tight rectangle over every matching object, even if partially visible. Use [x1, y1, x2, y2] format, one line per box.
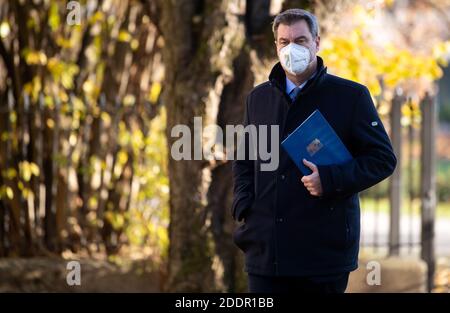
[300, 159, 323, 197]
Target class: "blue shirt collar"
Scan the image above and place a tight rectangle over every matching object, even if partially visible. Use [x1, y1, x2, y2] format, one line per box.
[285, 70, 317, 95]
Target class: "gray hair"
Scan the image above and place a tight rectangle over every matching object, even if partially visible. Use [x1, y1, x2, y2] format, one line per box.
[272, 9, 320, 39]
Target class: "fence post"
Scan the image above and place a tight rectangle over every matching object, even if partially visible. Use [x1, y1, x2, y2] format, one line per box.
[420, 92, 437, 292]
[389, 91, 403, 256]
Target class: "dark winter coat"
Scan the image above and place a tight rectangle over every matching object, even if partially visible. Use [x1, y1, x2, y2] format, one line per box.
[231, 56, 397, 276]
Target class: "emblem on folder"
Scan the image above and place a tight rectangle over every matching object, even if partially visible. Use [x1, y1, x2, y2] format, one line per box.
[306, 138, 323, 156]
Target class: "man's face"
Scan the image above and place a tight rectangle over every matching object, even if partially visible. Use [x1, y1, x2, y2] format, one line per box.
[275, 20, 320, 66]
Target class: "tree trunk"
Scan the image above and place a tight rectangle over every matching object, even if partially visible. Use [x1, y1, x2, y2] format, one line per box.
[207, 43, 255, 293]
[159, 0, 247, 291]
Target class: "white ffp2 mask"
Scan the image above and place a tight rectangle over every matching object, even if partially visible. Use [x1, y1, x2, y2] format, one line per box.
[278, 43, 311, 75]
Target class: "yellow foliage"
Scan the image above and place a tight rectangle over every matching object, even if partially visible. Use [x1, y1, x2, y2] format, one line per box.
[118, 30, 132, 43]
[23, 76, 42, 102]
[121, 107, 169, 255]
[0, 21, 10, 38]
[100, 111, 111, 127]
[48, 2, 60, 31]
[0, 186, 13, 200]
[433, 41, 450, 67]
[82, 80, 100, 98]
[320, 28, 444, 100]
[123, 94, 136, 106]
[88, 196, 98, 210]
[5, 168, 17, 179]
[46, 118, 55, 129]
[105, 211, 126, 231]
[6, 187, 13, 200]
[56, 35, 73, 49]
[19, 161, 40, 182]
[22, 49, 47, 66]
[47, 57, 79, 89]
[89, 11, 105, 25]
[149, 82, 162, 104]
[130, 39, 139, 51]
[117, 149, 129, 166]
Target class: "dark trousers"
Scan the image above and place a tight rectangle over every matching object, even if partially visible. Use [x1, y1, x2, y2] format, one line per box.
[248, 272, 350, 293]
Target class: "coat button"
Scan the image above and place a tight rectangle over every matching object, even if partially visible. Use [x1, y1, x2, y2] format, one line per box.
[280, 174, 285, 180]
[277, 217, 283, 222]
[330, 207, 334, 211]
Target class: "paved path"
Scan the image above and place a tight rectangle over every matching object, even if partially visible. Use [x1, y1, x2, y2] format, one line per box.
[360, 211, 450, 256]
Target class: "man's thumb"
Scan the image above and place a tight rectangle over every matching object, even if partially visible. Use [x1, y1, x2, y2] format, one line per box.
[303, 158, 317, 172]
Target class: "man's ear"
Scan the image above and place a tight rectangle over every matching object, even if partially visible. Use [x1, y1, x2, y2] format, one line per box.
[315, 36, 321, 52]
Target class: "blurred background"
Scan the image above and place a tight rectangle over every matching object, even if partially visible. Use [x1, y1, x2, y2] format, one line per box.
[0, 0, 449, 293]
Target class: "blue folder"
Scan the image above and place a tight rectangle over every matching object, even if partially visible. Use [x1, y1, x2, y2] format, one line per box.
[281, 109, 353, 175]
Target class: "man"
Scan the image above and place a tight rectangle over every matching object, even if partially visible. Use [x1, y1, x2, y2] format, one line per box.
[231, 9, 397, 293]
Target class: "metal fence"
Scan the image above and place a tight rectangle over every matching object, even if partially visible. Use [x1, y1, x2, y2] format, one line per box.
[359, 91, 437, 291]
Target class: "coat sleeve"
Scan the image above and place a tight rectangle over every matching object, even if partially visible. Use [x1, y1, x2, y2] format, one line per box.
[231, 94, 255, 221]
[317, 86, 397, 200]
